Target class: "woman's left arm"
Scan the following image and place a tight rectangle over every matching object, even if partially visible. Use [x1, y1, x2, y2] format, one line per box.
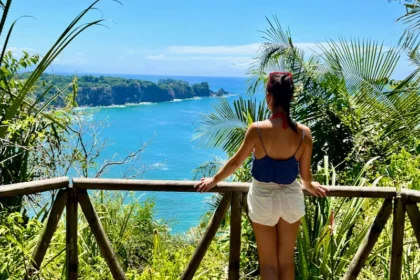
[195, 124, 256, 192]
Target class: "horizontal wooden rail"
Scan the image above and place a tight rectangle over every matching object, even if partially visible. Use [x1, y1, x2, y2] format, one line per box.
[0, 177, 69, 198]
[401, 189, 420, 203]
[1, 177, 420, 280]
[73, 178, 398, 198]
[73, 178, 250, 193]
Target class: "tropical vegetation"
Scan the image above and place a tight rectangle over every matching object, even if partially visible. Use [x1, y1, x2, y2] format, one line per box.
[0, 0, 419, 279]
[19, 73, 229, 107]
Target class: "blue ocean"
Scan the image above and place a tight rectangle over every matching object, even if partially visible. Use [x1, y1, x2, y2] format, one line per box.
[77, 74, 260, 233]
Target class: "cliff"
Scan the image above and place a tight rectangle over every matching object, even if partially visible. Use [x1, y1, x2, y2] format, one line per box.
[24, 74, 230, 107]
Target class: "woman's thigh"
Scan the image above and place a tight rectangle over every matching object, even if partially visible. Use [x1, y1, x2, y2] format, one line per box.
[276, 218, 300, 263]
[252, 221, 278, 266]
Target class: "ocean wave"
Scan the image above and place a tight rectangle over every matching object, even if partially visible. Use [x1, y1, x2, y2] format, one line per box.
[108, 105, 127, 108]
[125, 102, 157, 106]
[226, 93, 240, 97]
[78, 104, 126, 109]
[213, 93, 239, 99]
[73, 94, 238, 110]
[172, 96, 203, 102]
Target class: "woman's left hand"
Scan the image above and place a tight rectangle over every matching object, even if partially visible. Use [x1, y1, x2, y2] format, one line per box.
[194, 178, 217, 193]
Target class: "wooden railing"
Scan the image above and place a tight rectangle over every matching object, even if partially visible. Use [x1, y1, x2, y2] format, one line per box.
[1, 177, 420, 280]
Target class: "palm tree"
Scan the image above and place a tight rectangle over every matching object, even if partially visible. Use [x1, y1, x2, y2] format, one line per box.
[250, 16, 420, 173]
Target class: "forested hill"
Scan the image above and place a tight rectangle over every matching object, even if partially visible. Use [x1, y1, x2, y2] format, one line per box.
[22, 73, 230, 107]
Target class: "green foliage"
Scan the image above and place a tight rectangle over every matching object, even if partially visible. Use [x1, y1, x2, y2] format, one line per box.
[17, 73, 227, 107]
[397, 1, 420, 54]
[0, 0, 109, 211]
[0, 212, 43, 280]
[379, 146, 420, 190]
[0, 191, 231, 279]
[195, 97, 269, 159]
[249, 17, 420, 180]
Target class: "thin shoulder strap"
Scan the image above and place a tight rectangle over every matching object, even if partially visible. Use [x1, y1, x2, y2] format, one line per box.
[293, 129, 305, 156]
[256, 122, 268, 155]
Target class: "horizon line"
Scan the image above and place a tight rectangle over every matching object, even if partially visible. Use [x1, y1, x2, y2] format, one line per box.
[44, 70, 248, 79]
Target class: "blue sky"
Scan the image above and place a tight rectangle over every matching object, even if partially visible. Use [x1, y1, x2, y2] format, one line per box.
[6, 0, 414, 77]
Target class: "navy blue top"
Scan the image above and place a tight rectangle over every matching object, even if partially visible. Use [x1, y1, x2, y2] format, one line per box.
[251, 122, 304, 185]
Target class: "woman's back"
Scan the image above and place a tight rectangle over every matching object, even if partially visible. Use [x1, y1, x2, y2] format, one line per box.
[253, 118, 305, 162]
[251, 116, 308, 185]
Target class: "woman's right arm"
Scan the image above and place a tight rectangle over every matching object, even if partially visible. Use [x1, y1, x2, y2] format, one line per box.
[299, 126, 328, 197]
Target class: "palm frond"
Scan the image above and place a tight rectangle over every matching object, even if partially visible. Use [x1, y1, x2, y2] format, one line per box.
[0, 0, 106, 138]
[192, 157, 226, 180]
[194, 97, 269, 155]
[398, 1, 420, 52]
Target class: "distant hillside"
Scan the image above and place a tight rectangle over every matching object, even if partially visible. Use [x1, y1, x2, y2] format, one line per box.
[20, 73, 229, 107]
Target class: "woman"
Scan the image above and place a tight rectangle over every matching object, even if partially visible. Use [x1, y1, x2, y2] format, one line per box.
[195, 72, 328, 279]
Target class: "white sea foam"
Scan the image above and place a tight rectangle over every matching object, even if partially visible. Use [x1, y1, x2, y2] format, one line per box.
[124, 102, 158, 107]
[151, 162, 169, 170]
[171, 97, 202, 102]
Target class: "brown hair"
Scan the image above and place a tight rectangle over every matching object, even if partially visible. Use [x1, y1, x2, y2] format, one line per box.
[266, 72, 297, 132]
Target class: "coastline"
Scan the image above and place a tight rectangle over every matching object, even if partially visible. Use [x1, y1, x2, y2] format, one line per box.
[72, 93, 240, 110]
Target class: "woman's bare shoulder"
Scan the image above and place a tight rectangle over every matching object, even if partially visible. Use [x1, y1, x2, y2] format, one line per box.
[253, 120, 271, 128]
[297, 123, 312, 138]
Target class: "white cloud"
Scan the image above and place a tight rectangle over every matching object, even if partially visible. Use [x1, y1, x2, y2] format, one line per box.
[167, 43, 261, 56]
[294, 43, 326, 55]
[145, 54, 167, 60]
[142, 42, 329, 72]
[143, 54, 255, 70]
[145, 55, 251, 61]
[5, 47, 37, 57]
[54, 52, 87, 65]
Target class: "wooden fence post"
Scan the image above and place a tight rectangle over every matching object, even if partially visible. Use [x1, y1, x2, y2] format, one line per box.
[66, 187, 78, 280]
[389, 196, 405, 280]
[229, 192, 242, 280]
[342, 199, 392, 280]
[30, 190, 67, 274]
[78, 190, 127, 280]
[405, 202, 420, 245]
[181, 193, 232, 280]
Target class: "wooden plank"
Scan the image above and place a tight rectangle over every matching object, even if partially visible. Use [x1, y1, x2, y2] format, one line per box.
[241, 194, 249, 216]
[401, 188, 420, 203]
[389, 197, 405, 280]
[73, 178, 250, 193]
[406, 203, 420, 245]
[342, 199, 392, 280]
[0, 177, 69, 198]
[66, 188, 78, 280]
[73, 178, 398, 198]
[229, 192, 242, 280]
[30, 190, 67, 274]
[78, 190, 127, 280]
[181, 193, 232, 280]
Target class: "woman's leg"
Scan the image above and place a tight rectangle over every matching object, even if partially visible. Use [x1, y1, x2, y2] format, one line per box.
[276, 218, 300, 280]
[252, 222, 279, 279]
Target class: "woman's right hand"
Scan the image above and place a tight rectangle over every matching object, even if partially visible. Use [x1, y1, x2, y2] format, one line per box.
[305, 182, 328, 197]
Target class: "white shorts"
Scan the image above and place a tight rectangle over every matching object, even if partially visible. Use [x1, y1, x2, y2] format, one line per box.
[247, 178, 305, 226]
